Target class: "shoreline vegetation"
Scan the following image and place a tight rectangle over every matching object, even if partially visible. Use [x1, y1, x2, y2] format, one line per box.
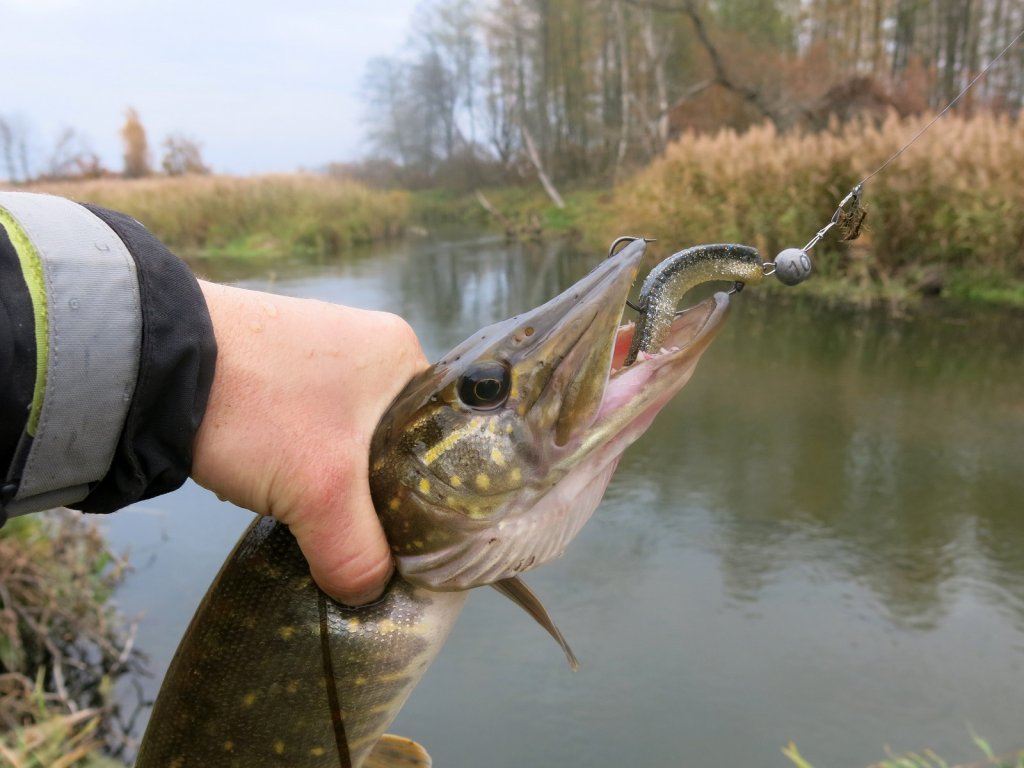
[23, 174, 410, 260]
[15, 112, 1024, 311]
[0, 513, 143, 768]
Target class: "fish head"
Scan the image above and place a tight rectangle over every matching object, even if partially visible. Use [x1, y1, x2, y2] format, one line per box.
[370, 239, 732, 589]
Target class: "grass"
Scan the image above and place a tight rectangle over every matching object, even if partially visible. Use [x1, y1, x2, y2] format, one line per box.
[0, 702, 123, 768]
[784, 730, 1024, 768]
[0, 512, 143, 766]
[21, 174, 410, 257]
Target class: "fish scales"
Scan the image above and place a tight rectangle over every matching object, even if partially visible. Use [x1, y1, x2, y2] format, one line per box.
[136, 518, 465, 767]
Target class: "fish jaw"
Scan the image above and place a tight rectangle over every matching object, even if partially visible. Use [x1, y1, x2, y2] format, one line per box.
[580, 291, 732, 464]
[371, 242, 732, 590]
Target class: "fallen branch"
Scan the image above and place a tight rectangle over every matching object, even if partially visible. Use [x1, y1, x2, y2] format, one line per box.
[520, 123, 565, 209]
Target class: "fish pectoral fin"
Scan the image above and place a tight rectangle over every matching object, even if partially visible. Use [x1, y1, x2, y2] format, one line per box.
[364, 734, 432, 768]
[492, 577, 579, 671]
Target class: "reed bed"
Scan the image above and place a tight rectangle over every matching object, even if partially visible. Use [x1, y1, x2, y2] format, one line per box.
[25, 174, 410, 256]
[605, 112, 1024, 304]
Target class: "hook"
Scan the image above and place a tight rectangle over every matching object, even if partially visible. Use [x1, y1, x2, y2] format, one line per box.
[607, 236, 655, 313]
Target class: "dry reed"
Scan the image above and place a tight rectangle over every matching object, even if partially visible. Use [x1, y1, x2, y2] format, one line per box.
[606, 112, 1024, 303]
[23, 174, 410, 256]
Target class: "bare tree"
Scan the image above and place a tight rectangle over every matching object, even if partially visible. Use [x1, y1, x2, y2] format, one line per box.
[357, 0, 1023, 187]
[161, 134, 210, 176]
[43, 127, 104, 180]
[0, 115, 33, 183]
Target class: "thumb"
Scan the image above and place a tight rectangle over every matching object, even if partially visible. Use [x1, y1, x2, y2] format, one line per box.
[288, 482, 395, 606]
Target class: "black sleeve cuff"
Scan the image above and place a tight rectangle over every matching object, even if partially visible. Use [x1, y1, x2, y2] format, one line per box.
[75, 205, 217, 514]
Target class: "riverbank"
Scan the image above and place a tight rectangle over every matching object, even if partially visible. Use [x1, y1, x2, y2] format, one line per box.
[472, 113, 1024, 310]
[0, 513, 142, 768]
[22, 174, 410, 258]
[602, 111, 1024, 310]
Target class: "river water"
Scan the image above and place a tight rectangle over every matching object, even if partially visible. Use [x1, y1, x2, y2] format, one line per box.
[104, 233, 1024, 767]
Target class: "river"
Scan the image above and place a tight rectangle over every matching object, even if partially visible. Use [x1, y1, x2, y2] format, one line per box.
[103, 232, 1024, 767]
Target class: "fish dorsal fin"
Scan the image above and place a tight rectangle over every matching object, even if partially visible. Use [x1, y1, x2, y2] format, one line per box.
[364, 734, 432, 768]
[492, 577, 579, 671]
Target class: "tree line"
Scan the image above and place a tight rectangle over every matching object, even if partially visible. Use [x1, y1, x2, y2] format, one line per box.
[0, 108, 209, 184]
[357, 0, 1024, 191]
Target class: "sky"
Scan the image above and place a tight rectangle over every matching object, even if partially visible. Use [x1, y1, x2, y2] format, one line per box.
[1, 0, 422, 175]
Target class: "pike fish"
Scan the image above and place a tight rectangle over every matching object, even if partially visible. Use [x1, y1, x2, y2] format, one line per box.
[136, 238, 741, 768]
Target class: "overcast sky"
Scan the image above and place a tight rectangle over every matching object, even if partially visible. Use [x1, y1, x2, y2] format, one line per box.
[1, 0, 421, 175]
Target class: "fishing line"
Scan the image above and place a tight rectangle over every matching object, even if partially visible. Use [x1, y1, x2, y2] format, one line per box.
[792, 24, 1024, 267]
[861, 25, 1024, 189]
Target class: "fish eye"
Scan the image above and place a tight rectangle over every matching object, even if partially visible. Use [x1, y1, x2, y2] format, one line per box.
[457, 361, 511, 410]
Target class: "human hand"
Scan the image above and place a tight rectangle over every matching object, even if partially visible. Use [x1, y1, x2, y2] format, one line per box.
[191, 282, 428, 605]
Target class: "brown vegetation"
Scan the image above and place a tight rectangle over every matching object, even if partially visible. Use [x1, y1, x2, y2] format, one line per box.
[0, 512, 143, 766]
[604, 112, 1024, 303]
[26, 174, 410, 256]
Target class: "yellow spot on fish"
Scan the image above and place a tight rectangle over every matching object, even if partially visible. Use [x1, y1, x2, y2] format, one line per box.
[286, 680, 300, 694]
[450, 475, 462, 488]
[278, 626, 295, 640]
[242, 691, 258, 707]
[475, 473, 491, 491]
[223, 741, 234, 752]
[413, 539, 424, 549]
[274, 740, 285, 755]
[422, 422, 472, 465]
[487, 419, 497, 433]
[508, 467, 522, 484]
[506, 423, 514, 434]
[310, 746, 326, 757]
[377, 670, 413, 683]
[490, 447, 506, 466]
[354, 675, 368, 686]
[389, 497, 401, 510]
[378, 618, 397, 634]
[169, 759, 184, 768]
[347, 618, 361, 631]
[418, 478, 431, 494]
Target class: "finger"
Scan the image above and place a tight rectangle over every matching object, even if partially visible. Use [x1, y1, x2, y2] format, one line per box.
[289, 483, 395, 606]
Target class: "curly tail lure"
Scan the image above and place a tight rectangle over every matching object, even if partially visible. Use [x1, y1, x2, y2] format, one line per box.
[614, 236, 816, 367]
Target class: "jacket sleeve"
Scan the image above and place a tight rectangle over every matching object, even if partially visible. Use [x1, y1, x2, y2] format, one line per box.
[0, 191, 217, 522]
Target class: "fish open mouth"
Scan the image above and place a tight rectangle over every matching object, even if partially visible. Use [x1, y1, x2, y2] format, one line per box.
[592, 290, 732, 436]
[374, 237, 737, 591]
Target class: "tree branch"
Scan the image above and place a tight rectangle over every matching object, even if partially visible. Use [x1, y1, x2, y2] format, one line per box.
[520, 122, 565, 209]
[618, 0, 783, 124]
